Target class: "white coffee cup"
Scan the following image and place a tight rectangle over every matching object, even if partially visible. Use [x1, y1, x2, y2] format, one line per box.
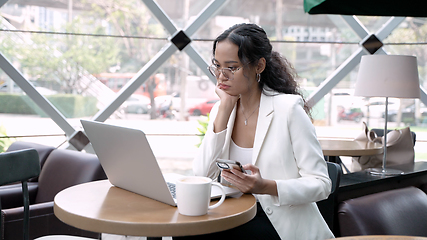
[176, 176, 226, 216]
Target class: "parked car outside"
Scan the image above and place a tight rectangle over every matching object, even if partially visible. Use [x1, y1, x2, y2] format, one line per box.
[188, 99, 219, 116]
[124, 94, 151, 114]
[363, 97, 400, 119]
[0, 82, 58, 95]
[154, 92, 209, 113]
[337, 106, 364, 123]
[385, 103, 427, 122]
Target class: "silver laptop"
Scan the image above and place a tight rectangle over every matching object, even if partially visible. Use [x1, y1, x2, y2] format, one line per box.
[80, 120, 241, 206]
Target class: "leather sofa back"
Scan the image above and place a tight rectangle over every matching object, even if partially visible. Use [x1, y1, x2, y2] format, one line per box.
[35, 148, 106, 203]
[338, 186, 427, 237]
[6, 142, 55, 182]
[1, 142, 106, 239]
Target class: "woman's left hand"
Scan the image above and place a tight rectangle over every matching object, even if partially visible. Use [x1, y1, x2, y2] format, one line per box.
[221, 164, 278, 196]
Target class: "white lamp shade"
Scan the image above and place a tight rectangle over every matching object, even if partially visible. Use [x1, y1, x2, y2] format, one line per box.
[355, 55, 420, 99]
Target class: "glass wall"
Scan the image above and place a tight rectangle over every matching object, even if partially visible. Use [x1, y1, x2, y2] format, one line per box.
[1, 0, 427, 171]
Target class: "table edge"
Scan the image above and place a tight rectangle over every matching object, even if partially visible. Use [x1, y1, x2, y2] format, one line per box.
[54, 182, 257, 237]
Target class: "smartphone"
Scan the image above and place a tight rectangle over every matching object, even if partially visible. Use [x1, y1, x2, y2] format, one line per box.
[215, 159, 245, 173]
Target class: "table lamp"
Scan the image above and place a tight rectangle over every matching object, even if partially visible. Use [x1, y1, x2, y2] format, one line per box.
[354, 55, 420, 176]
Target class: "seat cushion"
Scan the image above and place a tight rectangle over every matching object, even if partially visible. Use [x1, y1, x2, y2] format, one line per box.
[0, 182, 38, 208]
[35, 149, 106, 203]
[338, 186, 427, 237]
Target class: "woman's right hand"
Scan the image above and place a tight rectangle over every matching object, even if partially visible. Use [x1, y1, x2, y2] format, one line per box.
[215, 82, 239, 105]
[213, 82, 239, 133]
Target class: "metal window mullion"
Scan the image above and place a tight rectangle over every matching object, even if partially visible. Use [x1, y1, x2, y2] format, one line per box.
[420, 87, 427, 106]
[92, 43, 177, 122]
[184, 0, 226, 37]
[94, 0, 178, 121]
[181, 0, 225, 84]
[94, 0, 225, 121]
[342, 15, 370, 39]
[375, 17, 405, 40]
[183, 45, 216, 84]
[0, 0, 7, 8]
[308, 16, 404, 107]
[141, 0, 177, 35]
[0, 53, 75, 135]
[307, 48, 365, 108]
[307, 15, 370, 107]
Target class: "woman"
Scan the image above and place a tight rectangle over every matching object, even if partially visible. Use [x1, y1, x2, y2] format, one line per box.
[181, 23, 334, 240]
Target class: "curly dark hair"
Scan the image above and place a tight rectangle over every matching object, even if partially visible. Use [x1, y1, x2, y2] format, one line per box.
[213, 23, 310, 114]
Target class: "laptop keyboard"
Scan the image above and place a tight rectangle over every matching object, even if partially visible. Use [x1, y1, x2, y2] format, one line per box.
[167, 182, 176, 199]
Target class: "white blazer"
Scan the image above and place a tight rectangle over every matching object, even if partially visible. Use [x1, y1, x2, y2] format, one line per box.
[193, 91, 334, 240]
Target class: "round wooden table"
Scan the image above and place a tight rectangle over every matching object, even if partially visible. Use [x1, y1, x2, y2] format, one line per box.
[331, 236, 427, 240]
[320, 139, 383, 157]
[54, 180, 257, 237]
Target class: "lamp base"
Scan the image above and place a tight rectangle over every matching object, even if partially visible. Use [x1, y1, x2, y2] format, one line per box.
[366, 167, 404, 176]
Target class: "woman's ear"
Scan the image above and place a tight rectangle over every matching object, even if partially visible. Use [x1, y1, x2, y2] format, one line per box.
[257, 58, 266, 74]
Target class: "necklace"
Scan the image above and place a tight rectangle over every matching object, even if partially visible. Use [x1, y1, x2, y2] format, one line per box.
[239, 100, 260, 126]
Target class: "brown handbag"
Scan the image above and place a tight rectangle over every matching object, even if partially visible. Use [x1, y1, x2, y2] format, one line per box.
[352, 122, 415, 171]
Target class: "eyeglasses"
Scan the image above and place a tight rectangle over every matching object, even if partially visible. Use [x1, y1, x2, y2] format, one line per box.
[207, 65, 243, 80]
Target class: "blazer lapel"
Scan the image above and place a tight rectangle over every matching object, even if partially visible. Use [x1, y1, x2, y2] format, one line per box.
[252, 93, 274, 165]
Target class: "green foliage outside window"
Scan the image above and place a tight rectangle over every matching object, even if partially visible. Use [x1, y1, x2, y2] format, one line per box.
[0, 124, 15, 153]
[0, 93, 98, 118]
[196, 113, 209, 148]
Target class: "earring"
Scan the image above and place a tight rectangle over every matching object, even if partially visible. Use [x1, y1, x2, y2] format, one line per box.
[256, 73, 261, 83]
